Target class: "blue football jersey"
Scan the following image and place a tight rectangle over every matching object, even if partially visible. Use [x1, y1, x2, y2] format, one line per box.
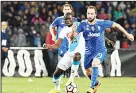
[76, 19, 113, 55]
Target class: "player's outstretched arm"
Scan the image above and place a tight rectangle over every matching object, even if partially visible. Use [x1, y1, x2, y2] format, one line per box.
[49, 26, 56, 41]
[43, 38, 63, 49]
[112, 22, 134, 41]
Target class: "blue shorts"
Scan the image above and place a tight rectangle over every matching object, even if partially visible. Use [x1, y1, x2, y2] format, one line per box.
[84, 51, 107, 69]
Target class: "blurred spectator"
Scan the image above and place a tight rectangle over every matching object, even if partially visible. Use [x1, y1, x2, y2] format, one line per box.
[97, 8, 108, 19]
[13, 28, 27, 47]
[39, 7, 47, 21]
[129, 8, 136, 24]
[31, 12, 44, 24]
[34, 33, 41, 47]
[113, 5, 124, 21]
[1, 1, 136, 47]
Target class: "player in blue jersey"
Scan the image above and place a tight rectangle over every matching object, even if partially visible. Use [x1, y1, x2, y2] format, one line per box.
[44, 13, 85, 93]
[73, 6, 134, 93]
[50, 4, 77, 57]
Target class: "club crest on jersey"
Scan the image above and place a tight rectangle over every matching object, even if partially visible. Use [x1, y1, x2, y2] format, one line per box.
[91, 26, 94, 31]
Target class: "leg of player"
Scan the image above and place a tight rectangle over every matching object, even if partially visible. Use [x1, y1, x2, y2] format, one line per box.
[48, 67, 64, 93]
[66, 52, 81, 85]
[87, 58, 101, 93]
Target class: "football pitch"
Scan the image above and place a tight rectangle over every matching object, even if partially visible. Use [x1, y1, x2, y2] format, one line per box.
[2, 77, 136, 93]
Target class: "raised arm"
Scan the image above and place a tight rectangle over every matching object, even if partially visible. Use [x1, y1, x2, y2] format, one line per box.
[112, 22, 134, 41]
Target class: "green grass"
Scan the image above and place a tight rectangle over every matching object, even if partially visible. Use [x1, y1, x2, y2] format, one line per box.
[2, 77, 136, 93]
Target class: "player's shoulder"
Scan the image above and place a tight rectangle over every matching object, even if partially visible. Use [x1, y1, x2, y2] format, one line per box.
[79, 19, 88, 25]
[81, 19, 88, 23]
[96, 19, 105, 22]
[96, 19, 106, 25]
[56, 16, 64, 20]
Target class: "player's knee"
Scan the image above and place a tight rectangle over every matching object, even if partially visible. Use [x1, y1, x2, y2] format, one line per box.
[92, 58, 100, 67]
[73, 52, 81, 61]
[92, 62, 100, 67]
[54, 67, 64, 77]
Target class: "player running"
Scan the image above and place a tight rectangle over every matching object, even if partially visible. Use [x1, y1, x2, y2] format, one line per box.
[44, 12, 85, 93]
[72, 6, 134, 93]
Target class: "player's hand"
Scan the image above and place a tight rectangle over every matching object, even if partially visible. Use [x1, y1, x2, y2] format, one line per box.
[126, 34, 134, 41]
[43, 43, 53, 49]
[72, 24, 76, 32]
[52, 35, 56, 42]
[43, 43, 47, 49]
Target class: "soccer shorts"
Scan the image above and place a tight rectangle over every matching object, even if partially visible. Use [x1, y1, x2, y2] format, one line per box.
[84, 51, 107, 69]
[57, 51, 84, 71]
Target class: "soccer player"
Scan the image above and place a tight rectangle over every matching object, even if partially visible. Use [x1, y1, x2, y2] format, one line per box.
[73, 6, 134, 93]
[49, 4, 77, 57]
[44, 13, 85, 93]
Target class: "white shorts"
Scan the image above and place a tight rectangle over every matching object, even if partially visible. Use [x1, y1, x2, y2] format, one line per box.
[57, 51, 84, 71]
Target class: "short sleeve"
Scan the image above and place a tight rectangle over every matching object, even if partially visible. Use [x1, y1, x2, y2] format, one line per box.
[76, 21, 84, 33]
[51, 17, 59, 27]
[103, 20, 113, 28]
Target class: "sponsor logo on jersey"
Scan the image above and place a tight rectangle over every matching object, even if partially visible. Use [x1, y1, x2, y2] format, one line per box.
[88, 32, 100, 37]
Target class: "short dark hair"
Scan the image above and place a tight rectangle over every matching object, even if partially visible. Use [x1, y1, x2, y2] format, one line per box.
[64, 12, 72, 19]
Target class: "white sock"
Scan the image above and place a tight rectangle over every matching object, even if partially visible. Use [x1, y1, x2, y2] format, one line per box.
[69, 63, 79, 82]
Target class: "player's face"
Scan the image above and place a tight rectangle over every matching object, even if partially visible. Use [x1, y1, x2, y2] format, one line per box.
[65, 15, 73, 27]
[87, 8, 96, 22]
[63, 6, 72, 15]
[2, 22, 7, 30]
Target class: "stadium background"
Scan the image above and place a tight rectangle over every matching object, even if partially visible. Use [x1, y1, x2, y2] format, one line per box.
[1, 1, 136, 77]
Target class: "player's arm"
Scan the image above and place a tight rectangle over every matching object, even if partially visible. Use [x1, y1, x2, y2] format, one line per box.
[70, 22, 81, 41]
[112, 22, 134, 41]
[70, 24, 76, 41]
[49, 26, 56, 41]
[43, 38, 63, 49]
[44, 27, 65, 49]
[49, 18, 59, 41]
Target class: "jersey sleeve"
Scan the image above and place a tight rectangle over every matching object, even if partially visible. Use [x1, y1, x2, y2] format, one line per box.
[103, 20, 113, 28]
[50, 17, 59, 27]
[76, 21, 84, 33]
[58, 28, 65, 39]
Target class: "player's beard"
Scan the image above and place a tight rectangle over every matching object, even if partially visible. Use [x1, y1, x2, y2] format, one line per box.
[88, 17, 95, 23]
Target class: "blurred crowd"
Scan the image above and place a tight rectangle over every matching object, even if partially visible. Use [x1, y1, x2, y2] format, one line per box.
[1, 1, 136, 48]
